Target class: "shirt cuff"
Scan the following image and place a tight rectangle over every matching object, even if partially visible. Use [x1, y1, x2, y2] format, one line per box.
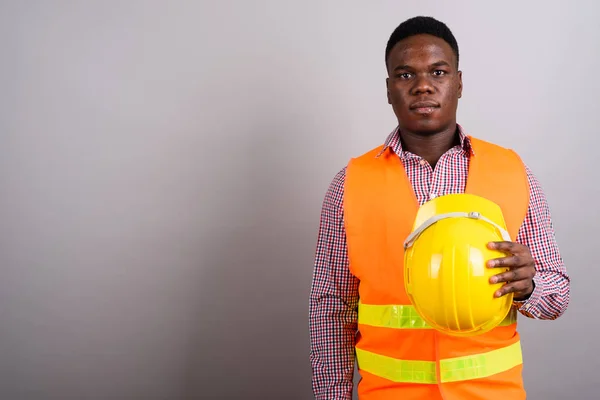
[513, 274, 543, 313]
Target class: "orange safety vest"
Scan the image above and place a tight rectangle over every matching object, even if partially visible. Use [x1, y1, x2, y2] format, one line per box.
[343, 136, 530, 400]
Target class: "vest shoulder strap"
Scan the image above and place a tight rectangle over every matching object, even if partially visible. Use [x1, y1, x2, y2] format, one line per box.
[344, 145, 418, 279]
[466, 136, 530, 240]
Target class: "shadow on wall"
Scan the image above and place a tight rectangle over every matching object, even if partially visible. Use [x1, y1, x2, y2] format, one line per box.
[181, 118, 318, 399]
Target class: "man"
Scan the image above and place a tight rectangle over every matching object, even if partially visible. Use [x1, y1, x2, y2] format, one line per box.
[309, 16, 570, 400]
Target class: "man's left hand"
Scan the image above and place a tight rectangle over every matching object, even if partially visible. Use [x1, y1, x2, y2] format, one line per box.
[487, 241, 536, 300]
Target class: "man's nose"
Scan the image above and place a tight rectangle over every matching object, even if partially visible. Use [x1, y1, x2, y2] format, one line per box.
[411, 74, 434, 95]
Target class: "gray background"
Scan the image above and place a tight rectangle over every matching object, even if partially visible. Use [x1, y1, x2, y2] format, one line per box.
[0, 1, 597, 399]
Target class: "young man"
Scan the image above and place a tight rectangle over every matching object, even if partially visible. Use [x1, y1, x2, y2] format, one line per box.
[309, 16, 570, 400]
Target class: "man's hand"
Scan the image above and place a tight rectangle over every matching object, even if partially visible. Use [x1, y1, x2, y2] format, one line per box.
[486, 241, 536, 300]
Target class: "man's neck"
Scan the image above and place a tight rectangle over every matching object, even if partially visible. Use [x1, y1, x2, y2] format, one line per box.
[399, 125, 460, 168]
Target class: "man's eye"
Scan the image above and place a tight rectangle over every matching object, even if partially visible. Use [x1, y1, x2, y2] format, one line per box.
[433, 70, 446, 76]
[398, 73, 412, 79]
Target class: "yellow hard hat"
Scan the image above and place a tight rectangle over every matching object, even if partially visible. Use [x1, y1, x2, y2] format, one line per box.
[403, 193, 514, 337]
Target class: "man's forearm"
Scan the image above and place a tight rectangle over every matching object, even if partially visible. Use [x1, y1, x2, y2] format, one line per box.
[309, 167, 360, 399]
[309, 294, 358, 399]
[514, 270, 570, 319]
[514, 165, 571, 320]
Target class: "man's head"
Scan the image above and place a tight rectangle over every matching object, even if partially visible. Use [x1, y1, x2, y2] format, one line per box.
[385, 16, 463, 136]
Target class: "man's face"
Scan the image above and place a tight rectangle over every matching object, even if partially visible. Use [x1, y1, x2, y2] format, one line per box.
[386, 34, 462, 136]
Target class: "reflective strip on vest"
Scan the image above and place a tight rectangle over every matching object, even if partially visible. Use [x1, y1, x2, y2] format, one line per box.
[356, 341, 523, 384]
[356, 347, 436, 384]
[358, 302, 518, 329]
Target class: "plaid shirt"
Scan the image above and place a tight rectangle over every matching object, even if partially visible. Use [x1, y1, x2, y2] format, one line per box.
[308, 125, 570, 399]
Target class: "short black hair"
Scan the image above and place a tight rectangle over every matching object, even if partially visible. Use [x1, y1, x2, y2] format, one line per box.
[385, 16, 459, 69]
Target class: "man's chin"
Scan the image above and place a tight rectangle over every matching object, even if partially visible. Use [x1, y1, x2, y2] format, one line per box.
[401, 121, 445, 136]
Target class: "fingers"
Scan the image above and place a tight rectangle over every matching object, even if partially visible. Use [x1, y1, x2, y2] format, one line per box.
[485, 241, 536, 298]
[490, 266, 535, 284]
[489, 263, 536, 298]
[487, 255, 525, 268]
[487, 241, 526, 254]
[493, 278, 534, 298]
[486, 241, 533, 269]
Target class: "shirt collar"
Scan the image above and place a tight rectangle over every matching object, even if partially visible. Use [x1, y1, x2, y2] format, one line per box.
[377, 124, 474, 159]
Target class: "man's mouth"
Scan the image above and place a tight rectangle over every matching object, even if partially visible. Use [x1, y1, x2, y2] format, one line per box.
[409, 101, 440, 115]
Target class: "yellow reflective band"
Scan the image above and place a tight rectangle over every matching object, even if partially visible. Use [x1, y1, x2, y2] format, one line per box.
[358, 302, 430, 329]
[358, 302, 517, 329]
[440, 340, 523, 383]
[355, 348, 437, 384]
[355, 341, 523, 384]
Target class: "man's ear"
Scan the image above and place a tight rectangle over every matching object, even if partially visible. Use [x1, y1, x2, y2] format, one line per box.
[386, 77, 391, 104]
[457, 71, 463, 99]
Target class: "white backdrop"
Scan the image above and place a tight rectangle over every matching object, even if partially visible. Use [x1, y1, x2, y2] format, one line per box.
[0, 1, 597, 399]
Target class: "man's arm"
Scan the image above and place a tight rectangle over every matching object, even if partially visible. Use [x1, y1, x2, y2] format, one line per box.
[513, 164, 570, 319]
[309, 167, 360, 400]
